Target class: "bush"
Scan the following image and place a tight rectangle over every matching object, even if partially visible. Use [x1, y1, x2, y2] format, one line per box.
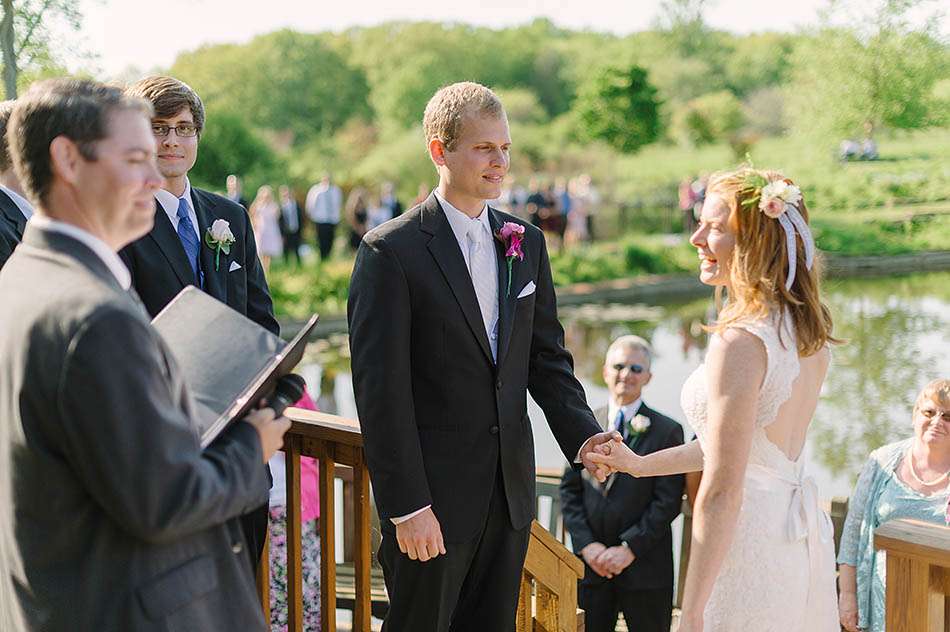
[673, 90, 745, 146]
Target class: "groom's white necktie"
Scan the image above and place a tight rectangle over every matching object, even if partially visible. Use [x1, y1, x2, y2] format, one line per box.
[466, 219, 499, 362]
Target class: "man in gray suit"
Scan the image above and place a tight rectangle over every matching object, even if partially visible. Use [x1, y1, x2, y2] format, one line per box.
[0, 79, 289, 631]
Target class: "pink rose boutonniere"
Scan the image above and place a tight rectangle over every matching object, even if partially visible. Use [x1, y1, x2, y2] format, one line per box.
[496, 221, 525, 297]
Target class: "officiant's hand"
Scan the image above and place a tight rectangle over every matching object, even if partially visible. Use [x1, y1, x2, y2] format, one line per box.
[596, 544, 635, 575]
[579, 431, 623, 482]
[587, 439, 645, 477]
[580, 542, 613, 578]
[245, 406, 291, 464]
[396, 507, 446, 562]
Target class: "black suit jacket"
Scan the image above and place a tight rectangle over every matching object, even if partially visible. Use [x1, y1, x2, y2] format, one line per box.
[0, 226, 268, 631]
[0, 188, 27, 270]
[119, 187, 279, 336]
[277, 200, 303, 238]
[348, 193, 602, 542]
[560, 403, 685, 590]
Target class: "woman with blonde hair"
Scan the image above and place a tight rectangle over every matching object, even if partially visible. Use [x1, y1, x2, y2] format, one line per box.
[590, 168, 840, 631]
[837, 379, 950, 632]
[248, 185, 282, 272]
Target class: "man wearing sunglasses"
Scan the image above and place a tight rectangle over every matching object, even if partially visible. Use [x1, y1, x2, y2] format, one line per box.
[560, 335, 685, 632]
[119, 76, 278, 573]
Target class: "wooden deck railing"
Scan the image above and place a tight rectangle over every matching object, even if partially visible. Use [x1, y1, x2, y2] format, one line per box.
[875, 518, 950, 632]
[517, 521, 586, 632]
[261, 407, 373, 632]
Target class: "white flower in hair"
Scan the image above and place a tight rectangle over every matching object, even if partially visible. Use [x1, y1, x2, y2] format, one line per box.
[759, 181, 802, 219]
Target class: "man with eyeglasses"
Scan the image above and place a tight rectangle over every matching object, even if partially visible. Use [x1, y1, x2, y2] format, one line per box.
[560, 335, 685, 632]
[119, 76, 279, 574]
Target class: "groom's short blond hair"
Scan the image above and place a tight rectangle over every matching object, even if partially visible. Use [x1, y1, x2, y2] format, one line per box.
[423, 82, 505, 152]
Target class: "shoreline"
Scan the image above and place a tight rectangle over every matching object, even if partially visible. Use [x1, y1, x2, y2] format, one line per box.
[281, 250, 950, 338]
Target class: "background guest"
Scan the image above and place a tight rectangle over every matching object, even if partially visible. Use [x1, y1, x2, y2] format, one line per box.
[278, 184, 303, 266]
[560, 335, 685, 632]
[837, 378, 950, 632]
[344, 186, 369, 251]
[226, 173, 248, 208]
[380, 181, 402, 219]
[305, 173, 342, 261]
[249, 184, 282, 272]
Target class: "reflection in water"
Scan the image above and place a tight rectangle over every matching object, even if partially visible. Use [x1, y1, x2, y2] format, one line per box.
[300, 272, 950, 500]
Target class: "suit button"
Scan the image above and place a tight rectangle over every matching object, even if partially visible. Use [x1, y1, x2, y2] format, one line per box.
[489, 425, 499, 435]
[232, 542, 243, 554]
[495, 380, 503, 391]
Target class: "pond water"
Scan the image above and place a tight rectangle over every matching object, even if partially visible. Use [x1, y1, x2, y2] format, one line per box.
[299, 271, 950, 503]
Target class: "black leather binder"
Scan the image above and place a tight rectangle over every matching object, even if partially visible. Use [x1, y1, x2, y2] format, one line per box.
[151, 286, 319, 447]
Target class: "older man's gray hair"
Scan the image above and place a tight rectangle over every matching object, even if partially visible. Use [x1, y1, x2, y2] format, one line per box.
[604, 335, 654, 368]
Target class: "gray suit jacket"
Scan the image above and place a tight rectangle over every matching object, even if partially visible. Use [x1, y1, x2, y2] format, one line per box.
[0, 225, 269, 631]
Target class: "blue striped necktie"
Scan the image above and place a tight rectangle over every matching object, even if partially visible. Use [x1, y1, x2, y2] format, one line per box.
[176, 197, 200, 285]
[615, 409, 627, 441]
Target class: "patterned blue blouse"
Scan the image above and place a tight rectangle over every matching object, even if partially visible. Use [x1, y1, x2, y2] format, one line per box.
[837, 439, 949, 632]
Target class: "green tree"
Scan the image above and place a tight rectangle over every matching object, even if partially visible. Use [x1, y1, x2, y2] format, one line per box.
[1, 0, 85, 98]
[189, 108, 282, 194]
[575, 63, 661, 154]
[172, 30, 370, 145]
[788, 1, 949, 138]
[672, 90, 745, 145]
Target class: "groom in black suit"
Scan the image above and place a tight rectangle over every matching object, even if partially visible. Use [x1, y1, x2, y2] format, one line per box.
[348, 82, 617, 631]
[118, 76, 278, 570]
[560, 335, 685, 632]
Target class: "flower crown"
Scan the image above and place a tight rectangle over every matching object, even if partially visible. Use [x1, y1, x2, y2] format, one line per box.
[739, 172, 816, 291]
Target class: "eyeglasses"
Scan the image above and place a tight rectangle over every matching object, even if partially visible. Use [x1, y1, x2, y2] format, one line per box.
[152, 123, 198, 138]
[921, 408, 950, 422]
[610, 363, 646, 374]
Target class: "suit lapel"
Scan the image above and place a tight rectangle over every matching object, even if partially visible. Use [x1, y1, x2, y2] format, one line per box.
[489, 208, 517, 367]
[421, 194, 494, 366]
[191, 189, 228, 302]
[147, 200, 196, 288]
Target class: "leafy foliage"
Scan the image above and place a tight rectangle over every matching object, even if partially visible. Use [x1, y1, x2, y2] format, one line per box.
[575, 63, 662, 154]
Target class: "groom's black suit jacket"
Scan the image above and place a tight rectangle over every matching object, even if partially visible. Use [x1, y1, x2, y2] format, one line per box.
[348, 193, 602, 543]
[119, 188, 279, 336]
[560, 404, 685, 590]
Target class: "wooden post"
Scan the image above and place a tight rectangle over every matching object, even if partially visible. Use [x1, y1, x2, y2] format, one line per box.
[319, 443, 337, 632]
[352, 451, 372, 631]
[285, 434, 303, 631]
[875, 519, 950, 632]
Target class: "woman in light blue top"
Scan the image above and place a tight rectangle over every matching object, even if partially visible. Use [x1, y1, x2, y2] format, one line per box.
[837, 378, 950, 631]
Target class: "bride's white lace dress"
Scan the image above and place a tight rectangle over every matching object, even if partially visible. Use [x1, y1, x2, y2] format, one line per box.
[680, 312, 839, 631]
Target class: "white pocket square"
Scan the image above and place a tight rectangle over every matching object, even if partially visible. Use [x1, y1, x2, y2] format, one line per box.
[228, 261, 242, 272]
[517, 281, 536, 299]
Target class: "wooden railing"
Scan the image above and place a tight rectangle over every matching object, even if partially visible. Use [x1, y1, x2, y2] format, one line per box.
[262, 407, 373, 632]
[517, 521, 586, 632]
[875, 518, 950, 632]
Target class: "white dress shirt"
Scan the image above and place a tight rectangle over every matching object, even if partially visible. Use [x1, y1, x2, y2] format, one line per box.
[607, 398, 643, 436]
[0, 184, 34, 220]
[305, 183, 342, 224]
[154, 179, 200, 242]
[28, 215, 131, 289]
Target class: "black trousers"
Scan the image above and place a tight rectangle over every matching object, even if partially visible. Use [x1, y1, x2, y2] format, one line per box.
[283, 232, 301, 264]
[240, 501, 270, 575]
[379, 465, 530, 632]
[316, 222, 336, 260]
[579, 582, 673, 632]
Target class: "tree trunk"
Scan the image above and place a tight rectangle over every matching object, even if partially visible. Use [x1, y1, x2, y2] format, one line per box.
[1, 0, 16, 99]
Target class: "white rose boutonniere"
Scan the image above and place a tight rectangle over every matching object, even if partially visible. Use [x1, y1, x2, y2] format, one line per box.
[628, 414, 651, 438]
[205, 219, 236, 271]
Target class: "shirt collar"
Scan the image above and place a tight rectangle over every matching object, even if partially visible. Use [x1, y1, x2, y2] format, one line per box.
[154, 178, 193, 225]
[29, 215, 131, 290]
[608, 398, 643, 427]
[0, 184, 34, 220]
[434, 190, 490, 245]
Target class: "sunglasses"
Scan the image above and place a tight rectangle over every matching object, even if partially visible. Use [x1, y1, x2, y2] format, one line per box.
[611, 363, 646, 374]
[921, 408, 950, 422]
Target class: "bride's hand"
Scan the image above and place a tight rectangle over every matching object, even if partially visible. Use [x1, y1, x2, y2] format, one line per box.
[587, 438, 644, 477]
